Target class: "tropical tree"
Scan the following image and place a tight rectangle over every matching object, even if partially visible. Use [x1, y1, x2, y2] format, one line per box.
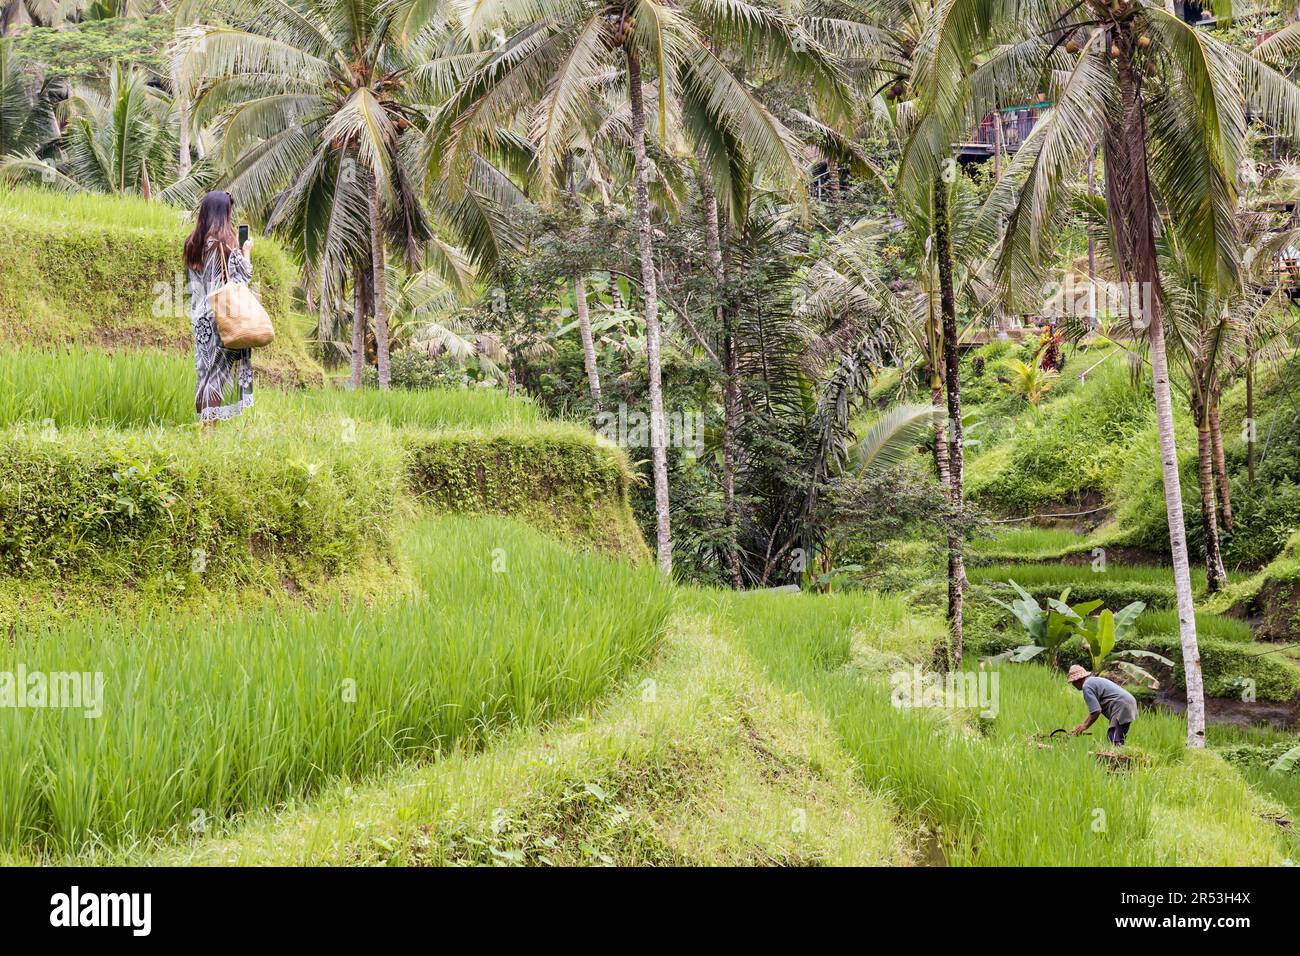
[425, 0, 847, 574]
[829, 0, 1007, 669]
[175, 0, 478, 387]
[910, 0, 1300, 745]
[1001, 355, 1056, 405]
[0, 39, 59, 160]
[1, 60, 213, 205]
[1166, 181, 1300, 586]
[2, 0, 79, 34]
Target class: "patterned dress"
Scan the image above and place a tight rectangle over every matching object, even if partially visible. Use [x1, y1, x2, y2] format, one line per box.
[188, 239, 254, 421]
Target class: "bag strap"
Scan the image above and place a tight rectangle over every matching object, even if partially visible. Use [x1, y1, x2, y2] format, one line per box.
[218, 246, 230, 286]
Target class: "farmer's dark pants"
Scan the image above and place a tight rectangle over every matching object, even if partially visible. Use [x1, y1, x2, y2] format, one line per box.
[1107, 722, 1130, 746]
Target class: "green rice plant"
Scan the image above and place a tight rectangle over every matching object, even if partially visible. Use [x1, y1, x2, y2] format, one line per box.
[48, 607, 907, 866]
[0, 346, 541, 431]
[261, 385, 541, 430]
[723, 589, 1287, 865]
[968, 526, 1087, 561]
[968, 561, 1205, 590]
[0, 516, 672, 855]
[1133, 609, 1254, 643]
[0, 347, 193, 428]
[0, 183, 192, 232]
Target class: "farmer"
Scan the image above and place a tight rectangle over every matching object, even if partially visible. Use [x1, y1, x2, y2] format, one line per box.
[1067, 665, 1138, 746]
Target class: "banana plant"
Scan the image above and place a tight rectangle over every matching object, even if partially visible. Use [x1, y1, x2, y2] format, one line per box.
[1075, 601, 1170, 689]
[985, 580, 1100, 670]
[1270, 746, 1300, 775]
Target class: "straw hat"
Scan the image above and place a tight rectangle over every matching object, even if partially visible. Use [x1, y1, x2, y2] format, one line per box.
[1066, 664, 1091, 682]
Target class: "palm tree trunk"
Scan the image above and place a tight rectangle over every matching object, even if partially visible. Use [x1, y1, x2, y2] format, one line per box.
[1246, 355, 1256, 486]
[351, 261, 368, 389]
[825, 154, 840, 204]
[993, 108, 1003, 182]
[1110, 37, 1205, 746]
[368, 177, 391, 389]
[1208, 396, 1233, 532]
[931, 376, 951, 487]
[1195, 401, 1227, 593]
[698, 161, 743, 588]
[1087, 144, 1098, 328]
[1152, 327, 1206, 745]
[176, 77, 191, 179]
[565, 165, 602, 412]
[625, 43, 672, 574]
[934, 179, 965, 669]
[573, 276, 602, 410]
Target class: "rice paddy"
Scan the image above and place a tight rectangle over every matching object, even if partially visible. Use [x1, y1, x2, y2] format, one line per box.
[0, 516, 672, 856]
[968, 525, 1088, 560]
[0, 346, 539, 431]
[968, 560, 1208, 592]
[721, 589, 1290, 866]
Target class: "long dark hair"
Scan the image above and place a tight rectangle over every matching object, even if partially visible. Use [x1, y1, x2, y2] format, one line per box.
[184, 190, 238, 271]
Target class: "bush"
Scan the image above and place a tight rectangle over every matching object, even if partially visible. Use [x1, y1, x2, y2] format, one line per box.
[405, 424, 648, 559]
[0, 420, 404, 589]
[1218, 743, 1300, 775]
[1222, 478, 1300, 570]
[389, 349, 476, 390]
[361, 350, 486, 390]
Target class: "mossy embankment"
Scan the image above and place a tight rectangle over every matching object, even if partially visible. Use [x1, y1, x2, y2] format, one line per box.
[0, 186, 650, 622]
[0, 186, 321, 386]
[0, 413, 648, 628]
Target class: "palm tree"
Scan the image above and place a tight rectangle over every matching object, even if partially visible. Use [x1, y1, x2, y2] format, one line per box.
[175, 0, 459, 388]
[1172, 183, 1300, 575]
[427, 0, 844, 574]
[2, 0, 79, 34]
[910, 0, 1300, 746]
[0, 39, 58, 160]
[2, 60, 213, 205]
[565, 151, 604, 412]
[825, 0, 1003, 668]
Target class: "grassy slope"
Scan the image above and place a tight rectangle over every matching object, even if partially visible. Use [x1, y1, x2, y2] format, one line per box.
[93, 606, 908, 867]
[0, 516, 671, 858]
[59, 581, 1295, 867]
[725, 590, 1293, 865]
[966, 353, 1159, 516]
[0, 187, 322, 386]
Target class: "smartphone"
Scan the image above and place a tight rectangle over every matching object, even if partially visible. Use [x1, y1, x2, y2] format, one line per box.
[238, 224, 249, 247]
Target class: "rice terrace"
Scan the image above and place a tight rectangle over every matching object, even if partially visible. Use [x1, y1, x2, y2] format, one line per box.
[0, 0, 1299, 938]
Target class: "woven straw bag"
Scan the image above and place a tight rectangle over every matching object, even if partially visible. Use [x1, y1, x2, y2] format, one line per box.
[209, 249, 275, 349]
